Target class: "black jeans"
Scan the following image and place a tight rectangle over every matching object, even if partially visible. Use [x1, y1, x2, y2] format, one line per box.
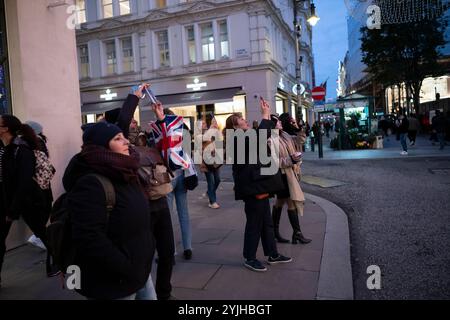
[0, 208, 51, 279]
[0, 220, 13, 280]
[408, 130, 417, 143]
[150, 197, 175, 300]
[243, 197, 278, 261]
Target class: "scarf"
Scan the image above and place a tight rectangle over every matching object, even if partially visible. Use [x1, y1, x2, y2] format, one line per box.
[277, 131, 305, 216]
[81, 144, 140, 184]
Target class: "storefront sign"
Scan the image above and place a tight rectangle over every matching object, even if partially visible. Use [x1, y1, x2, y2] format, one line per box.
[186, 78, 207, 91]
[314, 106, 325, 112]
[100, 89, 118, 101]
[292, 84, 305, 95]
[279, 78, 285, 90]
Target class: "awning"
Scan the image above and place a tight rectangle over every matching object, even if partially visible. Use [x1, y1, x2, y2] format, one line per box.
[81, 99, 125, 115]
[147, 87, 242, 108]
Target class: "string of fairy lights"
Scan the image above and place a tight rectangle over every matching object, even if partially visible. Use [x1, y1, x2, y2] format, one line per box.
[374, 0, 449, 24]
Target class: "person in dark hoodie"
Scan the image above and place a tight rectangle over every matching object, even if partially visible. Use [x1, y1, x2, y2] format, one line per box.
[224, 98, 292, 272]
[0, 115, 56, 288]
[63, 122, 155, 300]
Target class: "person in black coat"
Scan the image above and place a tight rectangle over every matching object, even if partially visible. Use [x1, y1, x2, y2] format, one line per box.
[63, 122, 155, 300]
[224, 98, 292, 272]
[0, 115, 52, 287]
[396, 114, 409, 155]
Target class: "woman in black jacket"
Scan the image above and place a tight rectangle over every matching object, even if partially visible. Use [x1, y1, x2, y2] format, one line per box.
[0, 115, 51, 287]
[224, 98, 292, 272]
[109, 84, 176, 300]
[63, 122, 155, 299]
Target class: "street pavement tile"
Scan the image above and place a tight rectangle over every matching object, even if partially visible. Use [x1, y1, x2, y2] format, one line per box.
[176, 232, 243, 266]
[171, 262, 222, 290]
[264, 247, 323, 272]
[192, 228, 234, 245]
[301, 175, 348, 188]
[196, 265, 319, 300]
[194, 211, 245, 230]
[1, 245, 46, 280]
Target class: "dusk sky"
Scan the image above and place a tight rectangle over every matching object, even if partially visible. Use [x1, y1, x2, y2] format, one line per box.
[312, 0, 349, 100]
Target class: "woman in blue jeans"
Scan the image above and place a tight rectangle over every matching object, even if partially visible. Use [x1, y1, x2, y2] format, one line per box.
[200, 115, 222, 209]
[151, 102, 193, 261]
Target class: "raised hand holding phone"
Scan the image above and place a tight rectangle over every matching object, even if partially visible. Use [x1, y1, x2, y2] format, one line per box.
[132, 83, 150, 99]
[259, 96, 270, 120]
[152, 101, 165, 121]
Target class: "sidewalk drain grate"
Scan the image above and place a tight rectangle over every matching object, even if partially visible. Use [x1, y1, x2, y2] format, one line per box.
[428, 168, 450, 175]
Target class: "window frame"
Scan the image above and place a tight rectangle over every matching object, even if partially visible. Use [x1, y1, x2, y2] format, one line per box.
[104, 39, 117, 76]
[185, 25, 196, 64]
[153, 0, 167, 9]
[200, 22, 215, 62]
[120, 36, 134, 73]
[218, 19, 229, 59]
[99, 0, 131, 19]
[75, 0, 87, 24]
[155, 30, 170, 68]
[78, 44, 90, 79]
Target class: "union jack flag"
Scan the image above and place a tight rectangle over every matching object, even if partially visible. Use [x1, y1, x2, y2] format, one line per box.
[150, 115, 190, 171]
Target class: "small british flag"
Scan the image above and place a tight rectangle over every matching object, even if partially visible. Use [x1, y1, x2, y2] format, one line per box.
[150, 115, 190, 171]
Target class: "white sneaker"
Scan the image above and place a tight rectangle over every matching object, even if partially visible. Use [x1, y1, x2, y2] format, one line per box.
[400, 151, 408, 155]
[208, 203, 220, 209]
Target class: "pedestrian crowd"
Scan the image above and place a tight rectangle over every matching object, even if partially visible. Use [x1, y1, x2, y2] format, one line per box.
[0, 84, 312, 299]
[378, 109, 450, 155]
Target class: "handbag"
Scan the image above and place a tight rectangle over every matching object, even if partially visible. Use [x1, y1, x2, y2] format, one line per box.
[138, 166, 173, 200]
[184, 154, 198, 191]
[134, 146, 173, 200]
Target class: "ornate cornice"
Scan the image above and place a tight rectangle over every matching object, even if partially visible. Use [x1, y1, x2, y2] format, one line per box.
[77, 0, 257, 41]
[76, 0, 305, 44]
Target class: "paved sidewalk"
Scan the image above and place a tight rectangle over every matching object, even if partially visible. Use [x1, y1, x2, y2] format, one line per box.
[0, 180, 352, 300]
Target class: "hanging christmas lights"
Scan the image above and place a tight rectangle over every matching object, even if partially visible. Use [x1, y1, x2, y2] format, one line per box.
[374, 0, 448, 25]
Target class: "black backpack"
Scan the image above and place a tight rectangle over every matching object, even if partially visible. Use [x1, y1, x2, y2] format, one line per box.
[46, 174, 115, 273]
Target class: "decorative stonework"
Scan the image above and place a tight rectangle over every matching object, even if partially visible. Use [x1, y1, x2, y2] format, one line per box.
[144, 10, 170, 22]
[99, 19, 125, 29]
[187, 1, 217, 13]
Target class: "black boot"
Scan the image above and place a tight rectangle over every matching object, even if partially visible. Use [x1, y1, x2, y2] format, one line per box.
[287, 209, 312, 244]
[272, 206, 289, 243]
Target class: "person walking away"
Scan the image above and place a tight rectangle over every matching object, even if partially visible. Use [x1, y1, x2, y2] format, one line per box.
[324, 121, 331, 138]
[432, 110, 447, 150]
[446, 111, 450, 142]
[396, 114, 409, 155]
[24, 120, 60, 275]
[0, 116, 59, 288]
[63, 122, 155, 299]
[407, 114, 420, 146]
[224, 99, 292, 272]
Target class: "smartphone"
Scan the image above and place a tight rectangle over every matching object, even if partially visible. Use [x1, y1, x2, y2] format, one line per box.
[144, 87, 158, 105]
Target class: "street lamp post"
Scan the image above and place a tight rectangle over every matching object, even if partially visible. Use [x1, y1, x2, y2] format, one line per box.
[293, 0, 319, 122]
